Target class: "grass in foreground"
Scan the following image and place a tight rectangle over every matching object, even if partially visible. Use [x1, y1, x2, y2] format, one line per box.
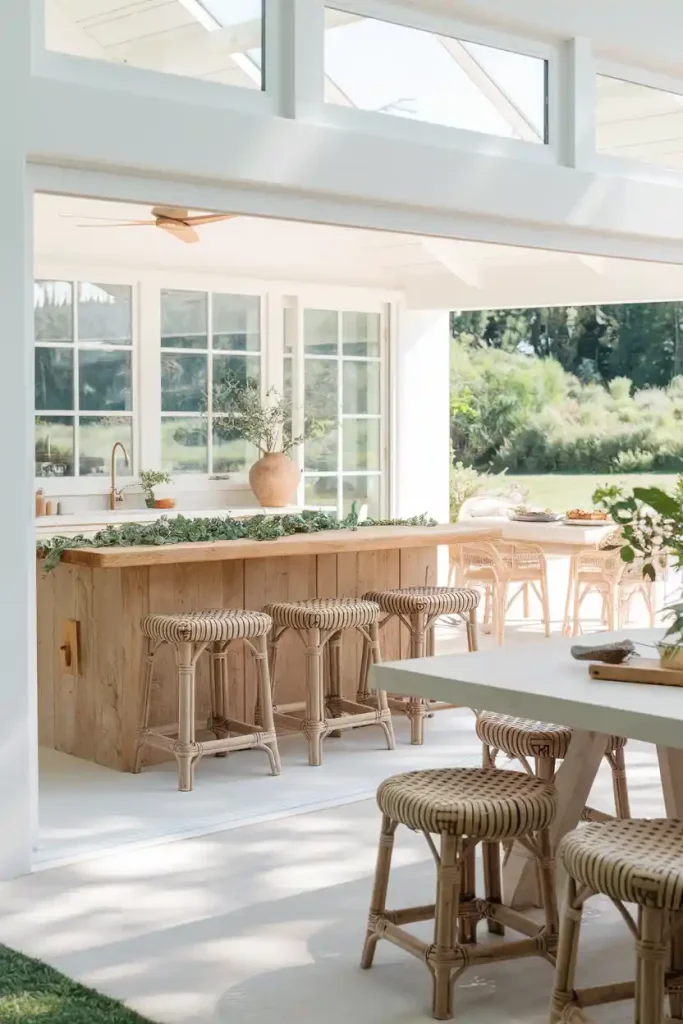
[0, 945, 154, 1023]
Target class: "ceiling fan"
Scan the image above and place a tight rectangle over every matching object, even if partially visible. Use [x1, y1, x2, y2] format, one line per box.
[70, 206, 238, 244]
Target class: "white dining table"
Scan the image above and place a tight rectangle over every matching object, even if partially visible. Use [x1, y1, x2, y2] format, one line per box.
[371, 628, 683, 910]
[461, 514, 616, 552]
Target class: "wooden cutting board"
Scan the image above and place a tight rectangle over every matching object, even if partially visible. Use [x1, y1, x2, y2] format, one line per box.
[589, 658, 683, 687]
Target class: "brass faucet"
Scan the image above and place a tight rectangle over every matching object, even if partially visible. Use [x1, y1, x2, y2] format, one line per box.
[109, 441, 130, 511]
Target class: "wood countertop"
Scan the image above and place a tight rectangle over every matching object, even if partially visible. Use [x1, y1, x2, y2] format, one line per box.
[55, 523, 500, 569]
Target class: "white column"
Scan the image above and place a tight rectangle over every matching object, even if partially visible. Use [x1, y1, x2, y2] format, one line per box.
[0, 0, 35, 878]
[393, 309, 450, 525]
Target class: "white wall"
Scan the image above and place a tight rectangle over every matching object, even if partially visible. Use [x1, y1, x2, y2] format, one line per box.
[0, 1, 36, 879]
[394, 310, 450, 525]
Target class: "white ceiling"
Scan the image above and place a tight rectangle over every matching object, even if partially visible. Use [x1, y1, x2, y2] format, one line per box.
[34, 194, 683, 309]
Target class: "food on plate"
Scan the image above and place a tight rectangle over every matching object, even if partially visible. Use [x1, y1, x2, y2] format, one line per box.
[565, 509, 608, 521]
[510, 504, 554, 516]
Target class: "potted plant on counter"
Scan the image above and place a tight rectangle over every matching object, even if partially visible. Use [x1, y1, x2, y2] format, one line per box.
[138, 470, 174, 509]
[595, 478, 683, 667]
[213, 373, 310, 507]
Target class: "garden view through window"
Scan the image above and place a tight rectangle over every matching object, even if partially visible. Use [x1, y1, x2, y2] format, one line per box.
[450, 302, 683, 518]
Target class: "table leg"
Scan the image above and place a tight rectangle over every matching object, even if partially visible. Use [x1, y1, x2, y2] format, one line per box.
[504, 730, 607, 909]
[657, 746, 683, 1020]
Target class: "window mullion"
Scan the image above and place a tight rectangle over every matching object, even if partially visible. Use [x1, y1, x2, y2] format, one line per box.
[337, 311, 343, 515]
[72, 280, 80, 478]
[139, 278, 161, 472]
[207, 290, 214, 475]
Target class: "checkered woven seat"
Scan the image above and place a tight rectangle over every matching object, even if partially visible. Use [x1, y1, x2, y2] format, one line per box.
[377, 766, 556, 841]
[363, 586, 480, 616]
[263, 598, 380, 630]
[476, 711, 626, 760]
[560, 820, 683, 909]
[141, 609, 271, 644]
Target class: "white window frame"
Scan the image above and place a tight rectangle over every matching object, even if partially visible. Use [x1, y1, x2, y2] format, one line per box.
[34, 264, 396, 509]
[34, 267, 139, 495]
[30, 0, 280, 118]
[279, 286, 392, 518]
[593, 58, 683, 186]
[319, 0, 559, 165]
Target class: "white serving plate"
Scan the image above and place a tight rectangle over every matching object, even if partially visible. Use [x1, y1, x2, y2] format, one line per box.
[564, 519, 611, 527]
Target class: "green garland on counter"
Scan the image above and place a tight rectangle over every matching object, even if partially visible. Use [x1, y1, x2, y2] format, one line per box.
[38, 506, 437, 572]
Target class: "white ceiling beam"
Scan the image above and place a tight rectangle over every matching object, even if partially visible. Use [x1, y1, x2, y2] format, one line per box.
[439, 36, 542, 143]
[420, 237, 481, 287]
[576, 254, 607, 273]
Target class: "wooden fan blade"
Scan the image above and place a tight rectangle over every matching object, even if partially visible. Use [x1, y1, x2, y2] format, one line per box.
[158, 221, 200, 244]
[152, 206, 189, 221]
[78, 220, 157, 228]
[184, 213, 239, 225]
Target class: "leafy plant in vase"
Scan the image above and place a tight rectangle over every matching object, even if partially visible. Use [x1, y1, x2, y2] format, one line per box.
[213, 373, 311, 507]
[138, 470, 174, 509]
[595, 478, 683, 667]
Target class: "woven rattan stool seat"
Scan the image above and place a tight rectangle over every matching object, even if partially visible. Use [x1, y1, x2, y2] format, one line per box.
[560, 819, 683, 909]
[377, 767, 556, 840]
[363, 586, 480, 616]
[141, 609, 271, 644]
[476, 711, 625, 760]
[264, 598, 380, 631]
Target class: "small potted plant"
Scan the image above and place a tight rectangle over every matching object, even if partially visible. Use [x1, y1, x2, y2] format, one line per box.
[213, 373, 311, 507]
[596, 479, 683, 667]
[138, 470, 174, 509]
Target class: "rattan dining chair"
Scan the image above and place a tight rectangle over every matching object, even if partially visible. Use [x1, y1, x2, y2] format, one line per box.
[450, 540, 550, 645]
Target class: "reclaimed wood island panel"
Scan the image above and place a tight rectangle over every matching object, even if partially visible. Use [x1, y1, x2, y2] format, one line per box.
[37, 524, 497, 772]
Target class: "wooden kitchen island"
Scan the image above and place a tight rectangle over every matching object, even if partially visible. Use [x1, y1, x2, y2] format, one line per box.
[37, 523, 496, 772]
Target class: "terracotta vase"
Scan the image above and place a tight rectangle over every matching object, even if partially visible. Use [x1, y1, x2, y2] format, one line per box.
[249, 452, 300, 508]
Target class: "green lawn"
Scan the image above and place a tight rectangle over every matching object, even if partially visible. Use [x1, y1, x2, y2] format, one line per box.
[0, 945, 153, 1023]
[502, 473, 680, 512]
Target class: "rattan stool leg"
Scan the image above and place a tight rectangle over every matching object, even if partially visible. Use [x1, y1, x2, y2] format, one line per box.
[407, 610, 428, 745]
[327, 630, 343, 738]
[210, 643, 230, 757]
[366, 619, 395, 750]
[303, 627, 325, 766]
[636, 907, 666, 1024]
[133, 641, 155, 774]
[606, 745, 631, 818]
[466, 608, 479, 652]
[482, 841, 505, 936]
[549, 877, 584, 1024]
[252, 633, 281, 775]
[459, 840, 478, 945]
[669, 911, 683, 1020]
[176, 641, 199, 792]
[360, 813, 397, 970]
[357, 635, 371, 705]
[432, 834, 461, 1020]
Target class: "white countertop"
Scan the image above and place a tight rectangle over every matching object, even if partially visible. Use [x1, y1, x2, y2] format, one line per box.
[35, 505, 320, 537]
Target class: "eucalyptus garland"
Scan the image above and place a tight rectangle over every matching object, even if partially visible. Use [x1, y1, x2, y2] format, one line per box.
[38, 507, 437, 572]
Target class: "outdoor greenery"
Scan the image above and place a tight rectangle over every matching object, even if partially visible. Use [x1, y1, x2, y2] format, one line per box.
[451, 336, 683, 476]
[449, 448, 512, 520]
[0, 944, 153, 1022]
[38, 507, 436, 572]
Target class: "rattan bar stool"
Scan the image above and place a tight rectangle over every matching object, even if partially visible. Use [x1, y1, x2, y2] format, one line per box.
[361, 766, 558, 1020]
[550, 819, 683, 1023]
[135, 610, 280, 791]
[476, 712, 630, 819]
[263, 598, 395, 767]
[358, 587, 480, 745]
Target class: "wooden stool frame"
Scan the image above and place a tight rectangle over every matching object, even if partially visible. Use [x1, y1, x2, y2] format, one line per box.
[267, 619, 394, 766]
[135, 632, 280, 791]
[358, 605, 478, 745]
